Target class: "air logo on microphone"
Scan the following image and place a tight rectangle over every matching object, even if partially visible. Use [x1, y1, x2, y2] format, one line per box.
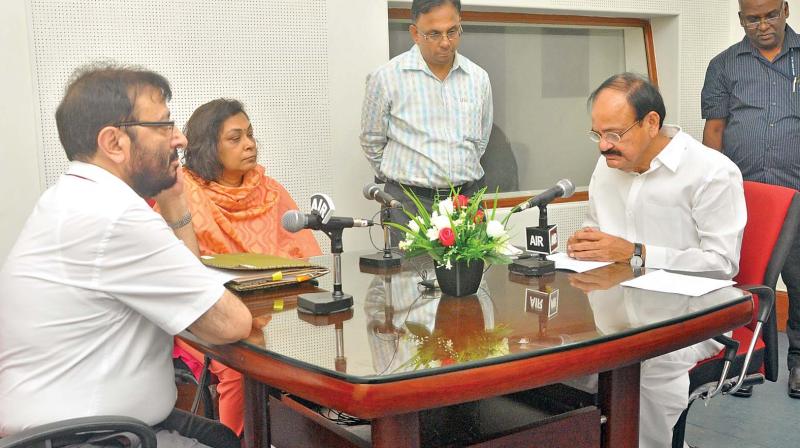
[524, 288, 559, 318]
[310, 193, 335, 224]
[526, 225, 558, 254]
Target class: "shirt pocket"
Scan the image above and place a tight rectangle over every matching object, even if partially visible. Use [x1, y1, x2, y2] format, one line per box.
[458, 100, 482, 143]
[792, 90, 800, 117]
[641, 201, 691, 249]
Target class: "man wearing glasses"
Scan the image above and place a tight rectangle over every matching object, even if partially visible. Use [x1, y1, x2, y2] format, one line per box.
[0, 65, 251, 447]
[360, 0, 492, 239]
[568, 73, 746, 448]
[702, 0, 800, 398]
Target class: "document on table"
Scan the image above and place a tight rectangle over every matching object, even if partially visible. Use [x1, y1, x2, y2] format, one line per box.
[546, 252, 613, 273]
[620, 269, 735, 297]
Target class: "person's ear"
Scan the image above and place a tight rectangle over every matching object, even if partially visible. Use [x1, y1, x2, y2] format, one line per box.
[409, 24, 421, 45]
[784, 1, 790, 19]
[96, 126, 129, 164]
[646, 111, 660, 137]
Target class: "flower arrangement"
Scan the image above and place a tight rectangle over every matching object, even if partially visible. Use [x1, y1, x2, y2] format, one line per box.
[388, 186, 515, 268]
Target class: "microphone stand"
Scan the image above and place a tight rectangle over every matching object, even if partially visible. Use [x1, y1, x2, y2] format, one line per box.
[528, 205, 557, 275]
[510, 205, 556, 276]
[298, 228, 354, 315]
[359, 205, 403, 268]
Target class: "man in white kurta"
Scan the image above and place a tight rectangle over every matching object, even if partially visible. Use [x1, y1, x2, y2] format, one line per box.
[567, 73, 746, 448]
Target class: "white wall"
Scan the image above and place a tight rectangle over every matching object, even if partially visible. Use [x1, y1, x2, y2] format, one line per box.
[0, 1, 41, 260]
[328, 1, 391, 252]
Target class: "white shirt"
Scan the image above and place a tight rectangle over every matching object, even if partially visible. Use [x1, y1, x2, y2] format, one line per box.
[0, 162, 225, 434]
[585, 125, 746, 279]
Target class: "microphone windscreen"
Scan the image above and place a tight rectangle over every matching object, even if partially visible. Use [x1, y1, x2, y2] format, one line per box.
[362, 183, 379, 200]
[557, 179, 575, 198]
[281, 210, 306, 233]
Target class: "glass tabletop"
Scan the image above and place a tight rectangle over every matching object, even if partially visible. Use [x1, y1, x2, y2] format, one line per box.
[238, 252, 750, 384]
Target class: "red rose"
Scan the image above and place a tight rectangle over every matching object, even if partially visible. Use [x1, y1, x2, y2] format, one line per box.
[439, 227, 456, 246]
[473, 209, 485, 224]
[452, 194, 468, 208]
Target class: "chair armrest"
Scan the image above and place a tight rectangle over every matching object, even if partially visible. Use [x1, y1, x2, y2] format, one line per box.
[737, 284, 775, 323]
[0, 416, 157, 448]
[704, 335, 740, 399]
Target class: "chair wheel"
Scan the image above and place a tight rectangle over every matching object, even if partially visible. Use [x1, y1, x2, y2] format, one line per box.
[731, 385, 753, 397]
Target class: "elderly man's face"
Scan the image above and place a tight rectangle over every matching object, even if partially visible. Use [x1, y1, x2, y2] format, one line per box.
[739, 0, 789, 51]
[590, 89, 654, 174]
[410, 2, 461, 69]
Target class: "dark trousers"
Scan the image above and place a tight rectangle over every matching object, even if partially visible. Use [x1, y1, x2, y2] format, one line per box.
[383, 179, 485, 246]
[781, 224, 800, 370]
[154, 408, 240, 448]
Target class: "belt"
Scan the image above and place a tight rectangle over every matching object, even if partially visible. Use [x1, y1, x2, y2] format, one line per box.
[388, 179, 481, 199]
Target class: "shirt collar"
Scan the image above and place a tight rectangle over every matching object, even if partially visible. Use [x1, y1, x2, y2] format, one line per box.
[400, 44, 469, 77]
[66, 161, 141, 198]
[649, 125, 684, 173]
[736, 24, 800, 56]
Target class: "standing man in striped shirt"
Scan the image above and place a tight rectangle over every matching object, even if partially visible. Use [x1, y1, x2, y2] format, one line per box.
[360, 0, 492, 241]
[701, 0, 800, 398]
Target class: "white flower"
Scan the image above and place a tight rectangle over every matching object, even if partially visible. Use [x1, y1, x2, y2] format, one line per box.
[426, 228, 439, 241]
[431, 214, 451, 230]
[445, 258, 453, 269]
[486, 220, 506, 239]
[453, 218, 463, 227]
[438, 198, 454, 216]
[398, 239, 413, 250]
[407, 219, 420, 233]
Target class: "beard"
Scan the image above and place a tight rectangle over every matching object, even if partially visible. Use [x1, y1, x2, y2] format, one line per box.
[129, 142, 179, 198]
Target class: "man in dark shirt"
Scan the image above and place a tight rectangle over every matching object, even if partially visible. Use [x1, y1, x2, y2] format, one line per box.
[701, 0, 800, 398]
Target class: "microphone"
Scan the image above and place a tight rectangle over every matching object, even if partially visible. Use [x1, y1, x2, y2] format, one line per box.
[514, 179, 575, 212]
[282, 210, 373, 233]
[362, 183, 402, 209]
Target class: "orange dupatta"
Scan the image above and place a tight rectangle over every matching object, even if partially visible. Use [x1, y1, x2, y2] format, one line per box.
[181, 165, 321, 258]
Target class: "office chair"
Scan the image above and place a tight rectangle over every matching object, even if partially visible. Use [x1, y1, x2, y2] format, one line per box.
[0, 416, 157, 448]
[672, 181, 800, 448]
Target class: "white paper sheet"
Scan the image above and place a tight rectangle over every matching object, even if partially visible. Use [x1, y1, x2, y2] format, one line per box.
[546, 252, 613, 273]
[620, 269, 735, 297]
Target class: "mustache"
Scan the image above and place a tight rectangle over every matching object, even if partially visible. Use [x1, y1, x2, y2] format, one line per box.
[601, 149, 623, 157]
[169, 149, 179, 163]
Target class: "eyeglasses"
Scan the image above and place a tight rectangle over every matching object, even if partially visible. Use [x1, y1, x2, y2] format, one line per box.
[588, 120, 641, 144]
[741, 7, 785, 30]
[416, 25, 463, 43]
[114, 120, 175, 134]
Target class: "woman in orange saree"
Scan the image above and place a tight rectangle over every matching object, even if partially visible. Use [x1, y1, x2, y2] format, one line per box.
[173, 98, 320, 435]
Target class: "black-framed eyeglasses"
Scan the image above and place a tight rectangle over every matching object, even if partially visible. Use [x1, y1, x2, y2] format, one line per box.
[416, 25, 463, 43]
[741, 6, 785, 30]
[588, 120, 641, 144]
[113, 120, 175, 133]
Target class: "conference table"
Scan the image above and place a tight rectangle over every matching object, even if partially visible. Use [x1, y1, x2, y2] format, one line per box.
[182, 252, 752, 448]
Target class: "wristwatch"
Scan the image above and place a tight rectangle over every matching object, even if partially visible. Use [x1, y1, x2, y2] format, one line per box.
[630, 242, 644, 268]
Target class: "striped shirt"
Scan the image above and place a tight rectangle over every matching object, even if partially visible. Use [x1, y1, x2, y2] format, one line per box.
[360, 45, 493, 188]
[701, 25, 800, 190]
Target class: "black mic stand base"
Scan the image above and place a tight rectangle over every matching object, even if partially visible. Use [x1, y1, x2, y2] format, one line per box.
[508, 257, 556, 277]
[359, 251, 402, 268]
[298, 292, 354, 315]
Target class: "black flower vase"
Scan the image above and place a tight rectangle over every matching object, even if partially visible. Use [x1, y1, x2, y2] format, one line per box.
[435, 259, 485, 297]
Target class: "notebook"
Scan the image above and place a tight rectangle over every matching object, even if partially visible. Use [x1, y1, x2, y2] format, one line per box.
[200, 253, 329, 292]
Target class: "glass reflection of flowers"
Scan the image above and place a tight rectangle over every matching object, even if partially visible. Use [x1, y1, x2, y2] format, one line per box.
[398, 322, 512, 370]
[388, 187, 515, 269]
